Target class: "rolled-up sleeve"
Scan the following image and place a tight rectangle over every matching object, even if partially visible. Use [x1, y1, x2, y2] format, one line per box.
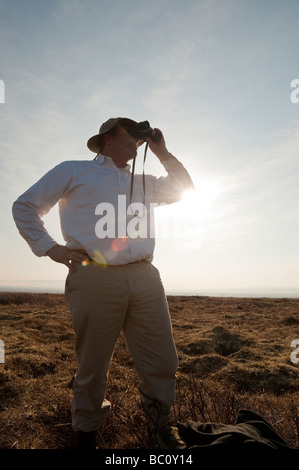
[12, 162, 73, 256]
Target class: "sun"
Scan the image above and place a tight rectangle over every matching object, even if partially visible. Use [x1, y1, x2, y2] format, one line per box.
[154, 177, 224, 241]
[167, 177, 223, 224]
[181, 179, 222, 216]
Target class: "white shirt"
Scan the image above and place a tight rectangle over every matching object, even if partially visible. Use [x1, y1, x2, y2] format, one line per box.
[12, 154, 194, 265]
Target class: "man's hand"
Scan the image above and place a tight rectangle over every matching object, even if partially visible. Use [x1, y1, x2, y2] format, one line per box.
[45, 244, 89, 272]
[146, 128, 172, 161]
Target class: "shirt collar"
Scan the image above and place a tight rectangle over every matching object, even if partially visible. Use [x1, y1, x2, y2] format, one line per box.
[95, 154, 131, 172]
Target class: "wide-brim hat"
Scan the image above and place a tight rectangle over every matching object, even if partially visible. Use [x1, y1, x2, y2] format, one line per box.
[87, 117, 138, 153]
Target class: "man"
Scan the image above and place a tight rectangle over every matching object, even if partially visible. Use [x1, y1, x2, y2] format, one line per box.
[12, 117, 194, 449]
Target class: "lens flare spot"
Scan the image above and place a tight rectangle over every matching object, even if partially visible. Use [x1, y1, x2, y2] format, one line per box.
[92, 249, 108, 267]
[111, 237, 129, 253]
[81, 259, 89, 267]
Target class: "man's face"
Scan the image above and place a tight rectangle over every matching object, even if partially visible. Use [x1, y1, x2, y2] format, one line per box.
[110, 125, 138, 161]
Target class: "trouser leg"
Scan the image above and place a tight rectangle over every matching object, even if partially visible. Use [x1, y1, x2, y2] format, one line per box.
[65, 263, 129, 432]
[122, 262, 178, 429]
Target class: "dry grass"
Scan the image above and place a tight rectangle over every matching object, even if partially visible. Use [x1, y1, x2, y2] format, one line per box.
[0, 292, 298, 449]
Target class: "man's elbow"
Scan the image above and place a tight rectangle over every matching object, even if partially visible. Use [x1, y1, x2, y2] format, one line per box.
[12, 196, 22, 213]
[12, 199, 20, 220]
[12, 198, 28, 226]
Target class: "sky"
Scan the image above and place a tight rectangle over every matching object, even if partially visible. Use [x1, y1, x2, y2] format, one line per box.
[1, 0, 299, 296]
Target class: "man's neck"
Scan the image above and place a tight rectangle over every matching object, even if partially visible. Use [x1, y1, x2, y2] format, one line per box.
[102, 150, 132, 168]
[112, 156, 130, 168]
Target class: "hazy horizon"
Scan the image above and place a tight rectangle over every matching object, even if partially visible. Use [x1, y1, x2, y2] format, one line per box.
[1, 279, 298, 299]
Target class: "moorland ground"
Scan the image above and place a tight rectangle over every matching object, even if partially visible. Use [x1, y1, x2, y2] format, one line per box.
[0, 292, 298, 449]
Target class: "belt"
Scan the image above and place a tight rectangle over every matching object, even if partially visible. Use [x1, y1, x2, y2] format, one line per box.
[84, 256, 147, 268]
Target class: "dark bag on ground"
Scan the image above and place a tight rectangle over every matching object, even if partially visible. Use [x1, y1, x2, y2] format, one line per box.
[177, 409, 294, 451]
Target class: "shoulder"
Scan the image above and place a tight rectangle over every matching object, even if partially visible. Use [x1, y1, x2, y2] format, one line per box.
[56, 159, 94, 168]
[51, 159, 96, 174]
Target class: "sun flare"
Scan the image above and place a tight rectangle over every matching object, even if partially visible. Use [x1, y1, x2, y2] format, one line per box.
[162, 177, 224, 223]
[154, 177, 224, 242]
[181, 179, 222, 216]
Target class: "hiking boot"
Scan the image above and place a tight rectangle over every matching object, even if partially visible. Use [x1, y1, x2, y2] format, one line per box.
[157, 425, 186, 449]
[147, 425, 158, 448]
[77, 430, 98, 449]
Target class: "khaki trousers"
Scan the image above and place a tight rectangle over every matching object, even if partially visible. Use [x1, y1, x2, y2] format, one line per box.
[65, 260, 178, 432]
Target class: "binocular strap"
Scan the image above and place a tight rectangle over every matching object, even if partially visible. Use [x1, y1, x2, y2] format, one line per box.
[130, 142, 148, 207]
